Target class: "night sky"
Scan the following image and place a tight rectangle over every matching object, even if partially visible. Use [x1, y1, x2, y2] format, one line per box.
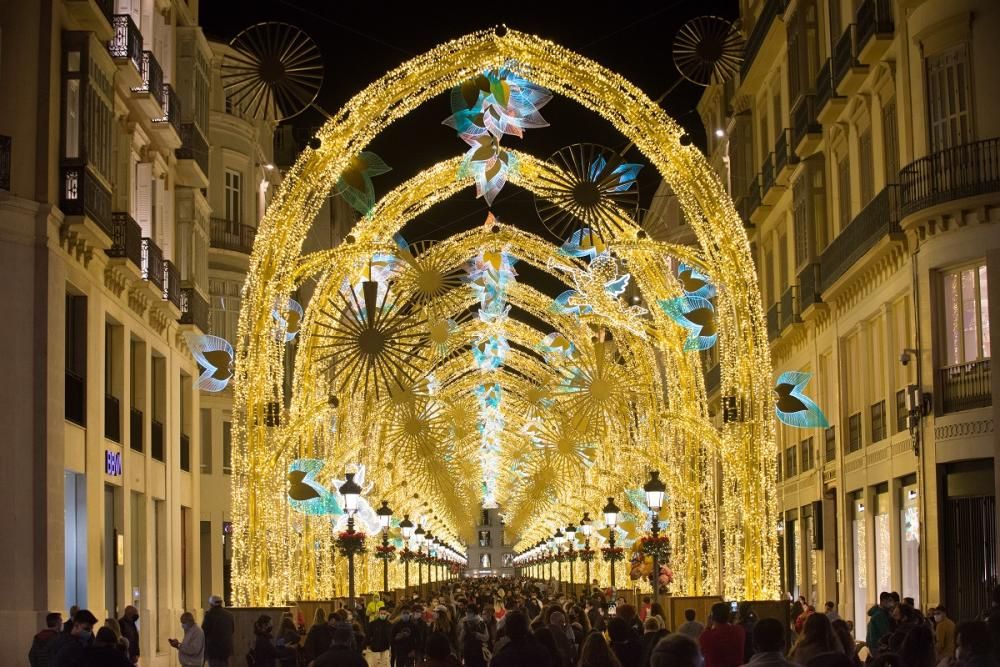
[201, 1, 738, 297]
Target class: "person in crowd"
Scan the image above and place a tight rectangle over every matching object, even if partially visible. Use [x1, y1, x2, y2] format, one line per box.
[102, 618, 130, 658]
[252, 614, 281, 667]
[63, 607, 79, 635]
[742, 617, 796, 667]
[795, 606, 816, 635]
[824, 603, 840, 623]
[678, 609, 705, 640]
[458, 603, 489, 667]
[588, 598, 608, 634]
[804, 655, 855, 667]
[277, 614, 302, 666]
[29, 612, 64, 667]
[954, 621, 996, 667]
[168, 612, 205, 667]
[865, 592, 894, 657]
[549, 610, 577, 667]
[366, 606, 393, 667]
[304, 608, 334, 663]
[867, 655, 903, 667]
[416, 631, 459, 667]
[391, 606, 420, 667]
[895, 624, 935, 667]
[790, 598, 805, 628]
[651, 633, 702, 667]
[649, 603, 668, 632]
[367, 594, 386, 622]
[53, 608, 98, 667]
[619, 605, 644, 639]
[608, 616, 643, 667]
[789, 613, 841, 665]
[830, 620, 860, 666]
[578, 631, 623, 667]
[639, 616, 669, 667]
[536, 627, 568, 667]
[700, 602, 746, 667]
[933, 605, 957, 662]
[118, 605, 140, 665]
[82, 627, 131, 667]
[203, 595, 235, 667]
[738, 603, 758, 662]
[310, 626, 367, 667]
[640, 597, 652, 622]
[489, 610, 552, 666]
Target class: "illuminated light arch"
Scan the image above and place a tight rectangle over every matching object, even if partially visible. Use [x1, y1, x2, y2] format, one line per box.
[233, 28, 777, 604]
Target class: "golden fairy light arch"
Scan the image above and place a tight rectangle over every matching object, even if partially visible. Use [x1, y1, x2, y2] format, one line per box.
[232, 28, 778, 605]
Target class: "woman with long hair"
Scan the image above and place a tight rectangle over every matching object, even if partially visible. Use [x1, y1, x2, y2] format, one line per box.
[789, 613, 841, 665]
[578, 632, 623, 667]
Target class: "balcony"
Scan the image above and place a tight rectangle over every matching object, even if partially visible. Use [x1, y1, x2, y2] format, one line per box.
[108, 15, 143, 87]
[855, 0, 894, 64]
[792, 94, 822, 157]
[105, 394, 121, 443]
[741, 0, 786, 82]
[819, 184, 901, 292]
[141, 237, 164, 292]
[163, 260, 181, 309]
[798, 263, 822, 312]
[898, 138, 1000, 218]
[0, 134, 10, 192]
[129, 407, 143, 452]
[131, 51, 165, 118]
[774, 129, 799, 183]
[180, 433, 191, 472]
[210, 218, 257, 255]
[151, 418, 164, 462]
[815, 60, 845, 124]
[179, 287, 210, 332]
[779, 285, 800, 330]
[939, 360, 992, 414]
[767, 302, 780, 341]
[177, 123, 209, 188]
[60, 164, 113, 240]
[64, 0, 115, 40]
[832, 25, 867, 96]
[106, 212, 142, 271]
[152, 84, 182, 145]
[760, 153, 781, 205]
[735, 194, 754, 228]
[65, 370, 86, 427]
[744, 174, 769, 224]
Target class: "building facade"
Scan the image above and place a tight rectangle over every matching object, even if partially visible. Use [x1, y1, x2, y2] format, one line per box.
[467, 507, 515, 577]
[697, 0, 999, 623]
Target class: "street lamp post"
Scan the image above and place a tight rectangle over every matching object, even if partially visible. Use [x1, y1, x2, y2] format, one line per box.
[603, 496, 621, 593]
[554, 528, 565, 594]
[565, 523, 577, 595]
[414, 524, 425, 594]
[376, 500, 393, 600]
[580, 512, 593, 590]
[425, 531, 435, 593]
[643, 471, 667, 598]
[338, 472, 363, 611]
[400, 515, 414, 590]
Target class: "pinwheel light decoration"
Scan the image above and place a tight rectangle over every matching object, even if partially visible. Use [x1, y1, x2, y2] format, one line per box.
[184, 333, 235, 392]
[774, 371, 829, 429]
[272, 297, 304, 341]
[560, 228, 607, 263]
[659, 296, 718, 351]
[537, 332, 576, 365]
[336, 152, 392, 215]
[287, 459, 342, 516]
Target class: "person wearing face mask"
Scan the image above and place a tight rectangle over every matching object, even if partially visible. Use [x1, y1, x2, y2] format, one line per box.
[933, 606, 956, 663]
[117, 605, 140, 664]
[168, 612, 205, 667]
[367, 607, 393, 667]
[391, 607, 419, 667]
[253, 614, 280, 667]
[52, 608, 99, 667]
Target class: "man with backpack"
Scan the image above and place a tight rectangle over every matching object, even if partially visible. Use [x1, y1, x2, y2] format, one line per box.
[458, 604, 490, 667]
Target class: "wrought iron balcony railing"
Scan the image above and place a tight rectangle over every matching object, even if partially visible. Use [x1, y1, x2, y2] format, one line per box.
[151, 418, 164, 462]
[210, 217, 257, 254]
[798, 263, 822, 308]
[105, 393, 121, 443]
[767, 302, 780, 341]
[178, 122, 209, 176]
[163, 260, 180, 308]
[898, 137, 1000, 216]
[792, 94, 821, 150]
[108, 15, 142, 73]
[179, 287, 210, 332]
[741, 0, 785, 79]
[832, 25, 860, 88]
[107, 212, 142, 268]
[774, 128, 798, 174]
[65, 370, 86, 427]
[761, 152, 776, 197]
[815, 59, 836, 112]
[819, 184, 900, 292]
[855, 0, 894, 52]
[130, 407, 143, 452]
[60, 164, 113, 238]
[939, 359, 992, 413]
[153, 84, 182, 134]
[133, 51, 165, 109]
[141, 237, 164, 291]
[780, 285, 800, 330]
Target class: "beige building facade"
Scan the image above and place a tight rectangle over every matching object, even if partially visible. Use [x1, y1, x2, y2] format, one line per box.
[696, 0, 999, 623]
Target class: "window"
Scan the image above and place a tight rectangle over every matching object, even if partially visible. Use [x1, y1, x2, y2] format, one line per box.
[837, 153, 851, 231]
[787, 0, 821, 102]
[848, 412, 862, 452]
[871, 400, 887, 443]
[926, 45, 974, 152]
[858, 126, 874, 206]
[209, 278, 243, 344]
[65, 293, 87, 426]
[480, 553, 491, 569]
[222, 421, 232, 474]
[478, 530, 491, 547]
[224, 169, 243, 224]
[882, 99, 899, 183]
[942, 264, 990, 365]
[785, 445, 798, 479]
[800, 437, 815, 471]
[481, 509, 491, 526]
[895, 389, 908, 433]
[824, 426, 837, 463]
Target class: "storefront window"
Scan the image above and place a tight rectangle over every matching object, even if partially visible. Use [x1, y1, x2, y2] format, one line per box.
[852, 496, 868, 626]
[875, 489, 891, 596]
[901, 483, 920, 607]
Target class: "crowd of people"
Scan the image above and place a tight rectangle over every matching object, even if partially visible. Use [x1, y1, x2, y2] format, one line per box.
[26, 578, 1000, 666]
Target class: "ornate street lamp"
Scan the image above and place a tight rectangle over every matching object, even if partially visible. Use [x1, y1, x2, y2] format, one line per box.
[376, 500, 394, 599]
[643, 470, 669, 596]
[425, 531, 435, 590]
[414, 524, 426, 592]
[399, 515, 414, 590]
[554, 528, 565, 592]
[580, 512, 594, 589]
[603, 496, 622, 592]
[338, 472, 363, 609]
[565, 523, 578, 593]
